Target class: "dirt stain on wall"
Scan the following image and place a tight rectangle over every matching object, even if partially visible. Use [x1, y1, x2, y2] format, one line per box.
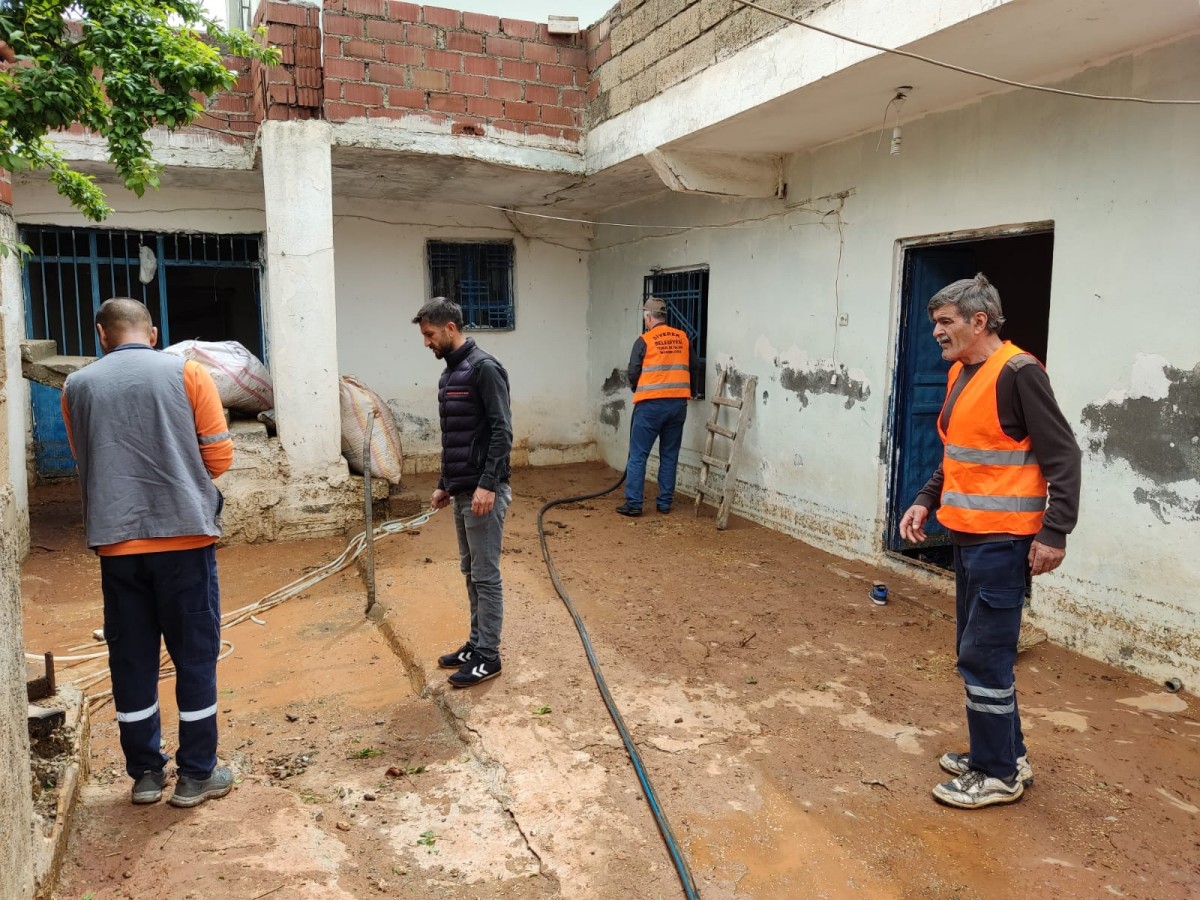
[600, 399, 625, 428]
[720, 365, 746, 397]
[394, 407, 438, 443]
[602, 368, 627, 396]
[779, 364, 870, 410]
[1081, 363, 1200, 520]
[600, 368, 628, 429]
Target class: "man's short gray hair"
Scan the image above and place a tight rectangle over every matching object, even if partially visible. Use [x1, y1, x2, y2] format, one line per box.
[927, 272, 1006, 334]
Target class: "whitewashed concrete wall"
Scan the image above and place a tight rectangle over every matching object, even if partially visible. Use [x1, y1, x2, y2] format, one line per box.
[331, 197, 598, 472]
[1, 211, 29, 549]
[589, 35, 1200, 685]
[14, 182, 266, 233]
[0, 209, 35, 900]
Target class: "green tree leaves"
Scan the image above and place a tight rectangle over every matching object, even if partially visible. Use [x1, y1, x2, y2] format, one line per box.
[0, 0, 279, 220]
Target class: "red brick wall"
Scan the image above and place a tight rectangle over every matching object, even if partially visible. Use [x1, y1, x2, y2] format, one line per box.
[253, 1, 324, 121]
[191, 56, 260, 139]
[322, 1, 586, 143]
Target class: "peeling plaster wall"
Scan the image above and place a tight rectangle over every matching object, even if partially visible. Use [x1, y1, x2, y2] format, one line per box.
[331, 196, 598, 472]
[589, 34, 1200, 683]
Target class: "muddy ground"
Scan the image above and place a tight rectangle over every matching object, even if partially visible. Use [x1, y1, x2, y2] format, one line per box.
[21, 464, 1200, 899]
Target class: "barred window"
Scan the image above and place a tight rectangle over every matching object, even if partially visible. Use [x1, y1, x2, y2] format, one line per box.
[643, 267, 708, 399]
[427, 241, 515, 330]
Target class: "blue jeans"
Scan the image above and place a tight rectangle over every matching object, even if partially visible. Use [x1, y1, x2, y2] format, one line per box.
[100, 545, 221, 780]
[452, 483, 512, 662]
[954, 538, 1031, 781]
[625, 398, 688, 511]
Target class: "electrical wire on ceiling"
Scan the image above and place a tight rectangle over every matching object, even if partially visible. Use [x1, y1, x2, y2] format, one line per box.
[477, 201, 836, 231]
[732, 0, 1200, 106]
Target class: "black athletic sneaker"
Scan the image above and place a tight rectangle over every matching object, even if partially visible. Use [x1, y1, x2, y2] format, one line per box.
[169, 766, 234, 808]
[131, 769, 166, 805]
[438, 643, 477, 669]
[448, 657, 502, 688]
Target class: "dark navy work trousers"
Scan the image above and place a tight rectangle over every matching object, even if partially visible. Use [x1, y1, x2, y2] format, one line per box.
[954, 538, 1031, 782]
[625, 397, 688, 511]
[100, 545, 222, 780]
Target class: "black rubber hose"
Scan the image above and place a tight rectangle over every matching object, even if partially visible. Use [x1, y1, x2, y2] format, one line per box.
[536, 467, 701, 900]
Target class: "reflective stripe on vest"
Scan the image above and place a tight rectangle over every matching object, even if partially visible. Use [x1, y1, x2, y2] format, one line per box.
[634, 325, 691, 402]
[936, 341, 1047, 535]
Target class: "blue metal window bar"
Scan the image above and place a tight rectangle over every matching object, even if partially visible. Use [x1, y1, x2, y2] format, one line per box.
[427, 241, 515, 330]
[643, 267, 708, 399]
[20, 226, 264, 357]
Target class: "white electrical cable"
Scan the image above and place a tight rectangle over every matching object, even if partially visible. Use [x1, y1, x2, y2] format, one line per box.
[734, 0, 1200, 106]
[478, 203, 835, 229]
[25, 509, 437, 703]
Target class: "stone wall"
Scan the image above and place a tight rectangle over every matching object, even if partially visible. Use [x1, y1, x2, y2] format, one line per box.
[584, 0, 829, 126]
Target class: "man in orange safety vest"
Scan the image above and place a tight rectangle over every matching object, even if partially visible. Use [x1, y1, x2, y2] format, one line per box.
[616, 297, 700, 517]
[900, 273, 1081, 810]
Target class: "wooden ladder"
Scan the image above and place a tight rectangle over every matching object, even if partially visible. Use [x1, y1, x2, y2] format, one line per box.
[693, 370, 757, 530]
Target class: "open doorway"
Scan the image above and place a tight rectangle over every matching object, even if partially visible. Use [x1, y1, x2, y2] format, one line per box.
[886, 227, 1054, 570]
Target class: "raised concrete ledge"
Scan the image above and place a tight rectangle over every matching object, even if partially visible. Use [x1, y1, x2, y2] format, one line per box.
[584, 0, 1200, 173]
[21, 340, 95, 391]
[332, 121, 586, 176]
[46, 126, 257, 170]
[584, 0, 1005, 173]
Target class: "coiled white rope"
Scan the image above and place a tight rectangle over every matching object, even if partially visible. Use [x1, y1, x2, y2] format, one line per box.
[25, 509, 436, 705]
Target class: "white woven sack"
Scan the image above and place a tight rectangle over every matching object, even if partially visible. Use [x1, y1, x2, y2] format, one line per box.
[163, 339, 274, 414]
[339, 375, 404, 485]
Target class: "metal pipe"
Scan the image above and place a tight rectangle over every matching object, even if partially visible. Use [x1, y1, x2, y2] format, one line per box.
[363, 410, 378, 616]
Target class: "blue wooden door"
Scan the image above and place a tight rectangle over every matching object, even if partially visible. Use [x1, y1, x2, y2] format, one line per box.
[30, 383, 77, 478]
[887, 247, 978, 551]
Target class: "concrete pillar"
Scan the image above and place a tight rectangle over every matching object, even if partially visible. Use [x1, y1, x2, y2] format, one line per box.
[0, 203, 35, 899]
[260, 120, 344, 478]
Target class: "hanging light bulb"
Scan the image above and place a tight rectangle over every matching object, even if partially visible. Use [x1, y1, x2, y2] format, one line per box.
[888, 86, 912, 157]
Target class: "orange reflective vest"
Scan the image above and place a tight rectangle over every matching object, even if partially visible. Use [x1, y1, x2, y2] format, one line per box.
[634, 325, 691, 403]
[936, 341, 1047, 535]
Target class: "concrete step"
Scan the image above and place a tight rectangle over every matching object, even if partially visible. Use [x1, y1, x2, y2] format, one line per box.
[20, 341, 96, 390]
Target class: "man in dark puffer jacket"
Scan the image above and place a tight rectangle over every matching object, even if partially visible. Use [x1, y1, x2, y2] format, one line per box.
[413, 297, 513, 687]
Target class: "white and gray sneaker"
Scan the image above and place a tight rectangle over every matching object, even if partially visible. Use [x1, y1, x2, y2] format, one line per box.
[940, 751, 1034, 786]
[932, 769, 1024, 809]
